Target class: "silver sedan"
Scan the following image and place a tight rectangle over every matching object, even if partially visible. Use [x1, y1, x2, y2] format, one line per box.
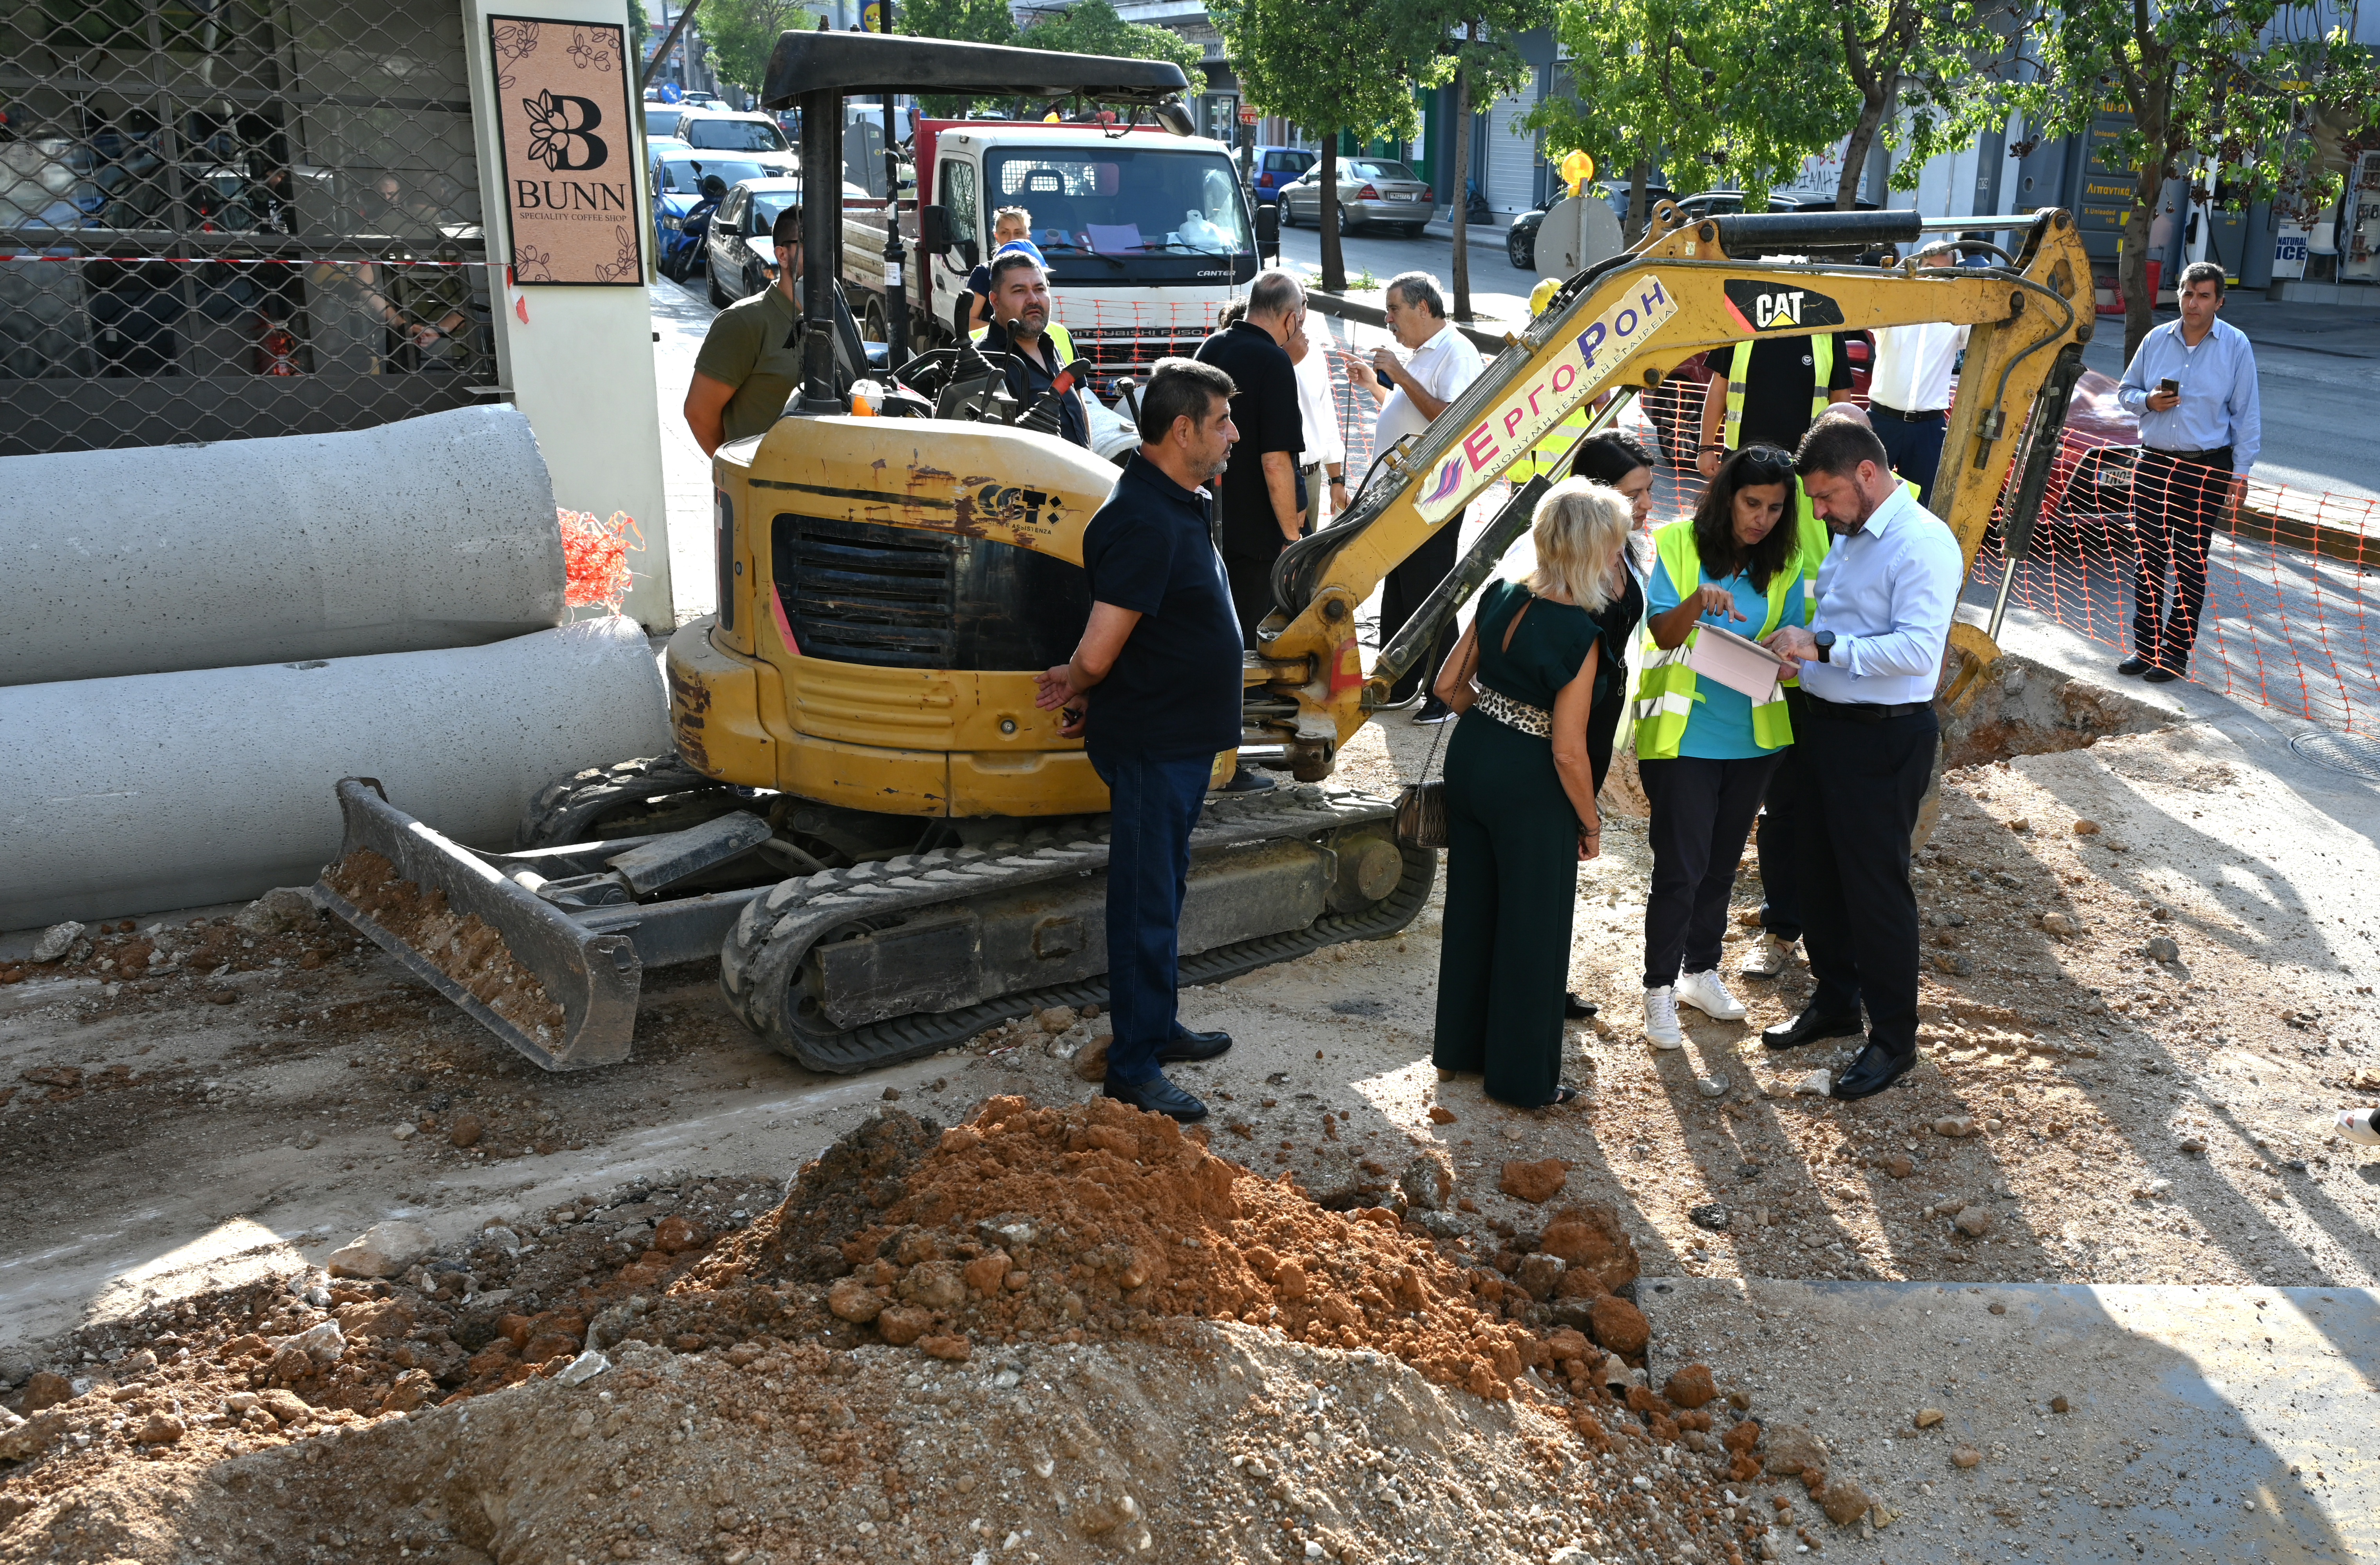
[1278, 159, 1434, 236]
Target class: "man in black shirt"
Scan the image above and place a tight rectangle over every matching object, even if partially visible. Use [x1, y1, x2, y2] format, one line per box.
[979, 253, 1088, 448]
[1035, 358, 1246, 1123]
[1195, 270, 1308, 648]
[1695, 333, 1857, 476]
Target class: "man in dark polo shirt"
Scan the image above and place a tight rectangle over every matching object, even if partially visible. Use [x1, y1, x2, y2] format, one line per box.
[1195, 270, 1307, 648]
[1035, 358, 1245, 1123]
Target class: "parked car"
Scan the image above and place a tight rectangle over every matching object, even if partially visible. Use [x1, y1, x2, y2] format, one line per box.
[1250, 145, 1314, 208]
[1507, 193, 1554, 268]
[1278, 159, 1432, 235]
[675, 111, 798, 175]
[643, 104, 690, 140]
[705, 175, 872, 308]
[651, 151, 769, 277]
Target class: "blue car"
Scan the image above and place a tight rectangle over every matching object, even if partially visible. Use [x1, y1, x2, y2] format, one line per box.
[1251, 145, 1315, 208]
[650, 152, 769, 278]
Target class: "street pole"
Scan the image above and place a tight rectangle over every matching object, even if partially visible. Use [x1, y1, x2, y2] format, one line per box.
[876, 0, 909, 357]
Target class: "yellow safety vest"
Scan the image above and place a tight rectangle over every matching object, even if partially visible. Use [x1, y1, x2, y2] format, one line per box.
[1722, 336, 1833, 450]
[1632, 520, 1800, 758]
[970, 318, 1077, 364]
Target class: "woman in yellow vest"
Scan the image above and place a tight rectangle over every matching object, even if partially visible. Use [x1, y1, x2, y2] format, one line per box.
[1633, 445, 1804, 1049]
[1429, 480, 1634, 1109]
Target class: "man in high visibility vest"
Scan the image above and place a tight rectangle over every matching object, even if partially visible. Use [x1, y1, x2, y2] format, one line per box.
[978, 252, 1087, 449]
[1695, 334, 1859, 479]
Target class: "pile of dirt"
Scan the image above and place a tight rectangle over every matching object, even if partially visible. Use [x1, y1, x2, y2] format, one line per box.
[0, 1099, 1880, 1565]
[321, 850, 565, 1042]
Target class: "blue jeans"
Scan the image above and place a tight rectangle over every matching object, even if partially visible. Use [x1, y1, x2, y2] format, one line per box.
[1088, 747, 1212, 1085]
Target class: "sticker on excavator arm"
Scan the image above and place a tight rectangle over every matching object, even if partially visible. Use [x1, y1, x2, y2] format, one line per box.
[1415, 275, 1679, 527]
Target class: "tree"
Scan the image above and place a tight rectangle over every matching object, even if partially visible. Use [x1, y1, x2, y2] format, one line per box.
[1533, 0, 1852, 239]
[1212, 0, 1444, 291]
[1816, 0, 2034, 212]
[2027, 0, 2376, 356]
[1019, 0, 1205, 81]
[1402, 0, 1545, 319]
[701, 0, 822, 96]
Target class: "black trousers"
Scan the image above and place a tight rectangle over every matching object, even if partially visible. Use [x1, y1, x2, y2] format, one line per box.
[1223, 545, 1282, 650]
[1872, 409, 1949, 510]
[1793, 700, 1937, 1057]
[2130, 448, 2230, 673]
[1640, 752, 1783, 989]
[1381, 524, 1461, 703]
[1755, 689, 1811, 943]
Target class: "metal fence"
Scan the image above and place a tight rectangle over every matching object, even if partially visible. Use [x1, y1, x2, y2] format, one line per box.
[0, 1, 493, 456]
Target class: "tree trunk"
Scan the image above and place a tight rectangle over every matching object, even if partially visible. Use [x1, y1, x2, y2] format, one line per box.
[2120, 162, 2163, 360]
[1451, 62, 1473, 320]
[1836, 75, 1895, 213]
[1627, 156, 1649, 241]
[1320, 133, 1345, 295]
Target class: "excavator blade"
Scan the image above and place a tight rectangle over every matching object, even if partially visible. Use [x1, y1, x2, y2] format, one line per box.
[311, 777, 642, 1071]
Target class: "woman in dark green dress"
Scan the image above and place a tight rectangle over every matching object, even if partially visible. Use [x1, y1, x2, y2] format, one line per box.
[1430, 480, 1635, 1108]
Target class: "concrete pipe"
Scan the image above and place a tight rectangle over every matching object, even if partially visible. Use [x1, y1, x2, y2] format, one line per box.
[4, 405, 565, 687]
[0, 616, 671, 930]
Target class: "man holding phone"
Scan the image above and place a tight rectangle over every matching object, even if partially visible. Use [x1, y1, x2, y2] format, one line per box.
[2113, 261, 2261, 683]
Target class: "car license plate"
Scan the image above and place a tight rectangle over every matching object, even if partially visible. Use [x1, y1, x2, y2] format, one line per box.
[1389, 192, 1418, 202]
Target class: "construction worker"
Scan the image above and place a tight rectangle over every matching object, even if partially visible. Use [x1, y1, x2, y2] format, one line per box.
[1695, 333, 1858, 479]
[684, 204, 860, 456]
[979, 252, 1087, 448]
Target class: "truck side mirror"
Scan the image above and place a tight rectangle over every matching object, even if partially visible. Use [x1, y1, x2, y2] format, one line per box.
[919, 203, 952, 254]
[959, 238, 980, 269]
[1254, 203, 1280, 250]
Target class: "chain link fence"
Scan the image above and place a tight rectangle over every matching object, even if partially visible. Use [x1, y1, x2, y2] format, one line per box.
[1, 1, 494, 456]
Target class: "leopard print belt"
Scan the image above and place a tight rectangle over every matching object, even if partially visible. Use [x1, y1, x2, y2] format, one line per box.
[1475, 687, 1552, 737]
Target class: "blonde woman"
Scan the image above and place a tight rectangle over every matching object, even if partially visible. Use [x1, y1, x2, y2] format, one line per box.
[1429, 479, 1633, 1108]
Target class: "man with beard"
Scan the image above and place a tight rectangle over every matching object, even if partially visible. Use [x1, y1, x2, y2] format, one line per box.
[980, 251, 1088, 448]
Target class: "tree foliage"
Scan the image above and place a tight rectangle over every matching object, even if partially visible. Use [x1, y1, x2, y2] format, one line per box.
[1815, 0, 2023, 211]
[1211, 0, 1445, 289]
[1019, 0, 1205, 79]
[701, 0, 822, 95]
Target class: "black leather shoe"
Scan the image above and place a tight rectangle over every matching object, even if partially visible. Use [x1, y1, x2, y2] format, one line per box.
[2142, 667, 2179, 684]
[1761, 1008, 1864, 1051]
[1216, 767, 1276, 794]
[2116, 657, 2150, 677]
[1157, 1028, 1233, 1064]
[1832, 1041, 1917, 1100]
[1564, 992, 1599, 1020]
[1101, 1071, 1209, 1122]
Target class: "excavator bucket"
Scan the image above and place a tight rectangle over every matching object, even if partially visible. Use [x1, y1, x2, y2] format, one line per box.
[311, 778, 643, 1070]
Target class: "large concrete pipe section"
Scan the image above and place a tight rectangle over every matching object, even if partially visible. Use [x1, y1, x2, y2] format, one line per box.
[4, 405, 565, 687]
[0, 616, 671, 929]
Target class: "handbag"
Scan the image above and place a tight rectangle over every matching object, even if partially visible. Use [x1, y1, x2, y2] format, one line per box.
[1393, 595, 1535, 850]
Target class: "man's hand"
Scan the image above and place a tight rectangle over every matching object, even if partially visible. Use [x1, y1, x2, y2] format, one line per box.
[1035, 664, 1080, 712]
[1346, 358, 1377, 391]
[1696, 448, 1723, 479]
[1764, 624, 1819, 668]
[2227, 475, 2248, 513]
[1369, 345, 1402, 387]
[2146, 387, 2181, 413]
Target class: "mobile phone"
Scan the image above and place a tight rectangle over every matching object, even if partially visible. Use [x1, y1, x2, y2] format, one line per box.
[2156, 377, 2180, 394]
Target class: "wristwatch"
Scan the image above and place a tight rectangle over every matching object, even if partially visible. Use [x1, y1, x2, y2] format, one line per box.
[1814, 630, 1837, 664]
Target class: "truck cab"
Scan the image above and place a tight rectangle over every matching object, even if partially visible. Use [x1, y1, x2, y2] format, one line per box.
[912, 120, 1259, 390]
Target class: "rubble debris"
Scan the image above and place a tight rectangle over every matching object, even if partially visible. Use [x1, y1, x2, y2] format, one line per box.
[321, 849, 564, 1044]
[234, 887, 320, 936]
[1498, 1157, 1567, 1203]
[325, 1220, 437, 1279]
[29, 922, 83, 963]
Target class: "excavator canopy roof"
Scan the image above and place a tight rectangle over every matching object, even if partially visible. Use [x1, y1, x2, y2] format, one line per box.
[759, 32, 1190, 109]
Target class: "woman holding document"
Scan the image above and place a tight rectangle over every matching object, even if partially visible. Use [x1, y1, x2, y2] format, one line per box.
[1633, 445, 1806, 1050]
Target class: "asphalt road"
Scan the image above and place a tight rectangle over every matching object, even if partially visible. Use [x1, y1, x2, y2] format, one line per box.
[1274, 217, 1538, 326]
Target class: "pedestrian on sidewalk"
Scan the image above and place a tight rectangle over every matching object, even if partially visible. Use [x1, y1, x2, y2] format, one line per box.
[2114, 260, 2261, 683]
[1033, 358, 1246, 1124]
[1348, 272, 1486, 724]
[1429, 479, 1633, 1109]
[1760, 418, 1961, 1102]
[1695, 332, 1857, 479]
[1632, 446, 1803, 1050]
[1866, 251, 1967, 508]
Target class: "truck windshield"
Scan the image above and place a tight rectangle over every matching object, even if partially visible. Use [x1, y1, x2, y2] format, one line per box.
[686, 118, 790, 153]
[984, 147, 1252, 255]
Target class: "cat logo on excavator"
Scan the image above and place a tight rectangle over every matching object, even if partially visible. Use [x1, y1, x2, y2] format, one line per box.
[1723, 279, 1847, 333]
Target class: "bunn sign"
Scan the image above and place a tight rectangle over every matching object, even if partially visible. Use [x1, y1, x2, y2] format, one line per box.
[1721, 279, 1845, 333]
[489, 17, 644, 286]
[1415, 276, 1680, 526]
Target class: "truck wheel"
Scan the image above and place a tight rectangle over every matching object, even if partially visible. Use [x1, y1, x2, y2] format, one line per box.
[861, 295, 887, 344]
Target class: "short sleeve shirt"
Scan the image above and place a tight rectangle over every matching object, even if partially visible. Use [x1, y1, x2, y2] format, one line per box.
[1471, 579, 1600, 713]
[1079, 453, 1245, 760]
[1717, 334, 1855, 452]
[1646, 556, 1804, 759]
[693, 285, 804, 445]
[1194, 321, 1305, 559]
[1374, 322, 1485, 452]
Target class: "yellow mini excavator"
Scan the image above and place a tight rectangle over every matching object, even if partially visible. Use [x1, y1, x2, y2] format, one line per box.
[315, 31, 2091, 1073]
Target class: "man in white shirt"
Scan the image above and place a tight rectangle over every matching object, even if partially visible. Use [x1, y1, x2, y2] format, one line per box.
[1865, 251, 1968, 508]
[1759, 418, 1961, 1103]
[1348, 271, 1485, 722]
[1288, 314, 1347, 529]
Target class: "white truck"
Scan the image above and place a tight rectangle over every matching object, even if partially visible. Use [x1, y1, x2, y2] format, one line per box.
[842, 118, 1263, 390]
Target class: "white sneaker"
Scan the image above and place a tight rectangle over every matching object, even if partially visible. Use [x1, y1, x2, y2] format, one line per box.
[1740, 932, 1797, 978]
[1644, 986, 1686, 1049]
[2338, 1107, 2380, 1146]
[1676, 968, 1748, 1021]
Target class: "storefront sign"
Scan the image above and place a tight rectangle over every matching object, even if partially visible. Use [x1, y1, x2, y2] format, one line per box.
[489, 16, 644, 286]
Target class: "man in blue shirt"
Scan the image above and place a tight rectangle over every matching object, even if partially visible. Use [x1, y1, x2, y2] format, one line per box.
[1035, 358, 1246, 1123]
[1760, 418, 1962, 1102]
[2113, 260, 2261, 682]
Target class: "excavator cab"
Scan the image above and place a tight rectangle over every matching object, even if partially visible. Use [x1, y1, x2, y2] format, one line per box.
[315, 42, 2092, 1077]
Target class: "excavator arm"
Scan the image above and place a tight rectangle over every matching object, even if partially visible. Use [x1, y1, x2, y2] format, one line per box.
[1255, 203, 2093, 779]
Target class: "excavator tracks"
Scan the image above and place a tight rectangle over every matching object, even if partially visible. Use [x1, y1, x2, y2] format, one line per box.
[718, 784, 1434, 1074]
